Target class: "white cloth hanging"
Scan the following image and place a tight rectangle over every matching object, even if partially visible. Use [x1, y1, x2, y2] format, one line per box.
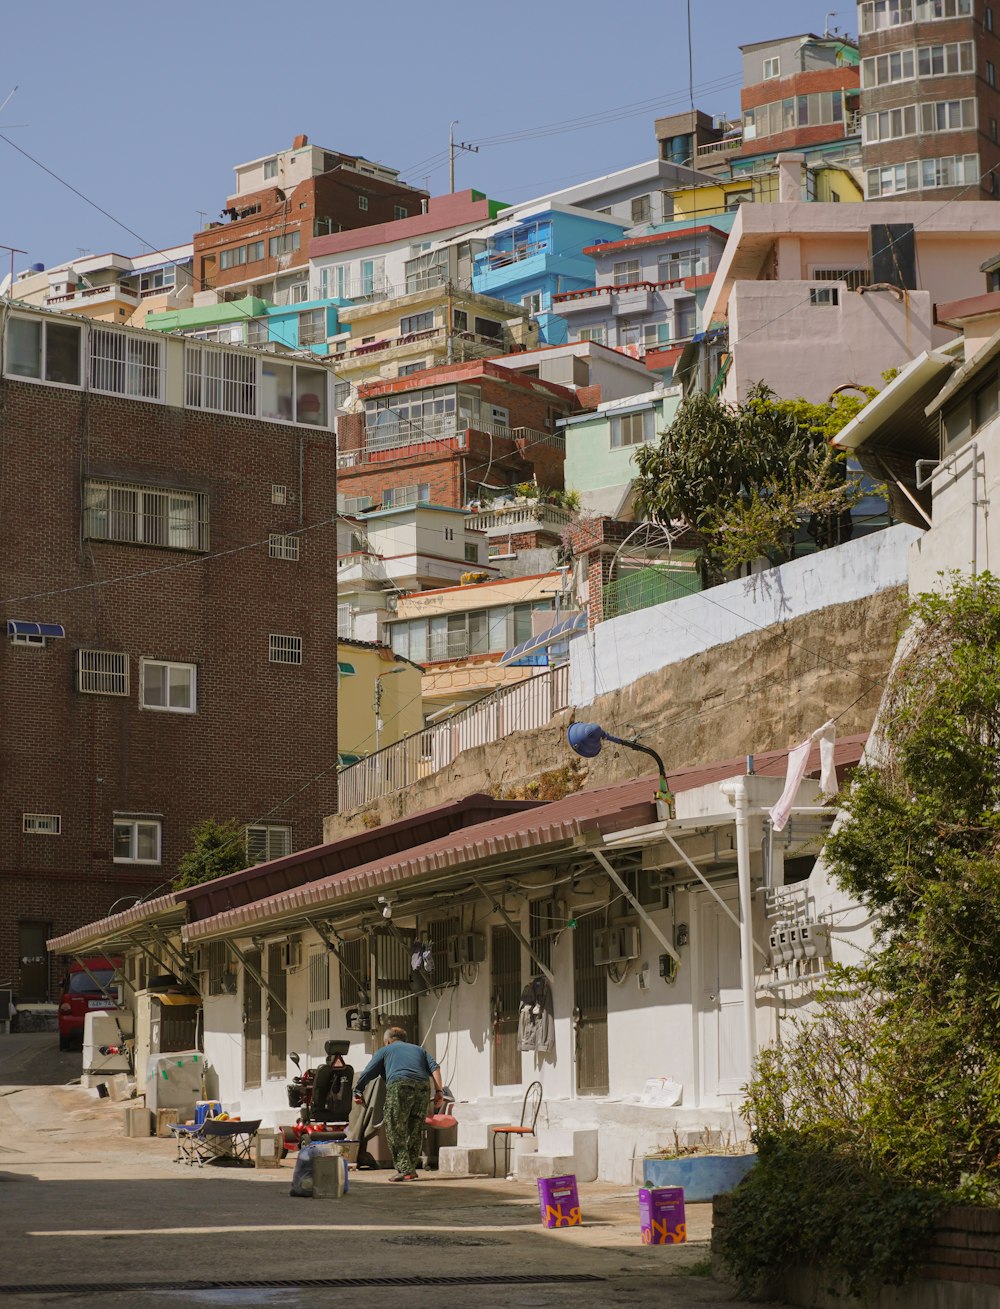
[769, 720, 837, 833]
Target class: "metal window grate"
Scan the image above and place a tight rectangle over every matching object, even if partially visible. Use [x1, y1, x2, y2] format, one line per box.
[89, 329, 163, 401]
[427, 918, 459, 987]
[84, 479, 209, 552]
[266, 942, 287, 1078]
[207, 941, 232, 996]
[246, 824, 292, 864]
[268, 533, 300, 561]
[491, 924, 522, 1086]
[308, 950, 331, 1032]
[338, 937, 369, 1008]
[271, 484, 288, 505]
[78, 649, 129, 696]
[269, 634, 302, 665]
[184, 342, 257, 417]
[22, 813, 61, 835]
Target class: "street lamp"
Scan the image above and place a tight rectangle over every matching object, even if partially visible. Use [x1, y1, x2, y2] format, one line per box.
[373, 666, 405, 755]
[567, 722, 672, 805]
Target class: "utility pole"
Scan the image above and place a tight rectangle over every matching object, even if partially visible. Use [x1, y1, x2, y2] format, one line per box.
[0, 244, 27, 298]
[373, 667, 405, 755]
[449, 120, 480, 193]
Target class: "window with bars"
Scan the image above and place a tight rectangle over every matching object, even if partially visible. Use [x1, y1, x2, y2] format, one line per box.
[242, 948, 262, 1089]
[269, 634, 302, 664]
[23, 813, 61, 835]
[84, 480, 209, 551]
[184, 343, 257, 417]
[206, 940, 233, 996]
[271, 484, 288, 505]
[338, 936, 370, 1008]
[268, 533, 300, 560]
[813, 268, 871, 292]
[246, 824, 292, 865]
[266, 943, 287, 1078]
[78, 649, 129, 696]
[308, 950, 331, 1032]
[89, 329, 163, 401]
[529, 898, 558, 974]
[427, 918, 460, 985]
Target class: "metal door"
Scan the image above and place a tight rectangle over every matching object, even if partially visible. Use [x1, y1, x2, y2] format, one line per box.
[18, 922, 49, 1002]
[573, 914, 609, 1096]
[697, 889, 748, 1099]
[490, 925, 521, 1087]
[242, 948, 261, 1090]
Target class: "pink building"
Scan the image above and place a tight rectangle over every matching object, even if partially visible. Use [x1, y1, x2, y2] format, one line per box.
[699, 155, 1000, 403]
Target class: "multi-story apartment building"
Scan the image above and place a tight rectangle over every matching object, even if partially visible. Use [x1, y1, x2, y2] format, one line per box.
[858, 0, 1000, 200]
[145, 295, 344, 356]
[3, 246, 195, 328]
[336, 359, 580, 510]
[192, 134, 428, 305]
[551, 220, 732, 380]
[738, 33, 861, 161]
[655, 109, 745, 175]
[0, 308, 339, 1003]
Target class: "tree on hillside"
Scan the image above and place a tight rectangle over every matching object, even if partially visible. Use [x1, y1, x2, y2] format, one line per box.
[718, 572, 1000, 1297]
[633, 381, 881, 581]
[172, 818, 248, 890]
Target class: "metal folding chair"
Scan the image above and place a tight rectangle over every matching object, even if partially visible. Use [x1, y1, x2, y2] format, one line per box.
[491, 1082, 542, 1177]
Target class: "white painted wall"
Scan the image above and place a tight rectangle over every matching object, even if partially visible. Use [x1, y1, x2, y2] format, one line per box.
[571, 524, 922, 705]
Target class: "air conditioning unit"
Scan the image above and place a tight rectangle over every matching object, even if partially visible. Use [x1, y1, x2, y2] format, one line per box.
[593, 924, 640, 966]
[446, 932, 486, 969]
[280, 940, 302, 970]
[191, 947, 208, 974]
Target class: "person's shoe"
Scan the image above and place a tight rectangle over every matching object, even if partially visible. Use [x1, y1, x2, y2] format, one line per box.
[388, 1171, 418, 1182]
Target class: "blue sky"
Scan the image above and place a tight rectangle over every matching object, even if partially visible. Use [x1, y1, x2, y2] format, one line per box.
[0, 1, 850, 269]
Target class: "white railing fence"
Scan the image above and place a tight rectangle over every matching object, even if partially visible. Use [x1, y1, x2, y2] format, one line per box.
[336, 662, 570, 813]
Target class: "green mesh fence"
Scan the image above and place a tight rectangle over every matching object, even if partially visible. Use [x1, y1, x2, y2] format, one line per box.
[602, 560, 702, 621]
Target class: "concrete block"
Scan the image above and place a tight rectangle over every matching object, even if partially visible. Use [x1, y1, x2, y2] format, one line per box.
[107, 1074, 131, 1102]
[122, 1104, 151, 1138]
[437, 1145, 492, 1176]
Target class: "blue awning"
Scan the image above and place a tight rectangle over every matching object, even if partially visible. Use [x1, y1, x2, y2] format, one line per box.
[499, 612, 587, 667]
[7, 621, 65, 638]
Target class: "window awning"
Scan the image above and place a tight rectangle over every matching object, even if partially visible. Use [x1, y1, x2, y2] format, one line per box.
[7, 621, 65, 638]
[499, 612, 587, 667]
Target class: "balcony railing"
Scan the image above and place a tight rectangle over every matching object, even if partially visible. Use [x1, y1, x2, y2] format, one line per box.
[362, 418, 564, 457]
[479, 240, 550, 272]
[467, 501, 574, 533]
[336, 325, 506, 364]
[336, 663, 571, 813]
[47, 282, 141, 307]
[695, 135, 743, 158]
[553, 278, 684, 306]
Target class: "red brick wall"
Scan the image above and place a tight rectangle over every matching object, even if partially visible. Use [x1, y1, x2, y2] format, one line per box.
[0, 380, 339, 999]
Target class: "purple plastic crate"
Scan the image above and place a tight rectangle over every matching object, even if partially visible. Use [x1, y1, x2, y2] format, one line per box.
[537, 1174, 581, 1228]
[638, 1186, 686, 1244]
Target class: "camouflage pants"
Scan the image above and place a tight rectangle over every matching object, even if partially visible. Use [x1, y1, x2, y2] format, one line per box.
[384, 1079, 429, 1174]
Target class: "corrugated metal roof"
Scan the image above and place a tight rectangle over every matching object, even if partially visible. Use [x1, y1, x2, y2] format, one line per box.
[47, 893, 181, 956]
[184, 735, 867, 943]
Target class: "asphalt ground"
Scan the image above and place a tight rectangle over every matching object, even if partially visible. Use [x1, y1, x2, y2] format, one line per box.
[0, 1033, 785, 1309]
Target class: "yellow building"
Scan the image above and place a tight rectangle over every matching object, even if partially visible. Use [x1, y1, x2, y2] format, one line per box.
[337, 639, 423, 763]
[668, 166, 862, 223]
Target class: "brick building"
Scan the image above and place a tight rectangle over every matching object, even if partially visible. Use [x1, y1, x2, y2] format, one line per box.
[193, 134, 428, 302]
[739, 33, 861, 162]
[0, 308, 339, 1003]
[858, 0, 1000, 200]
[336, 359, 580, 510]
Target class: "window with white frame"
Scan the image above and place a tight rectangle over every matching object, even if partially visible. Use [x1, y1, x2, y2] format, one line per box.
[89, 328, 163, 401]
[263, 158, 278, 179]
[269, 533, 300, 560]
[185, 343, 256, 416]
[658, 247, 703, 280]
[813, 267, 871, 291]
[393, 205, 408, 220]
[918, 41, 975, 77]
[610, 409, 655, 448]
[113, 818, 161, 864]
[140, 659, 197, 713]
[297, 309, 326, 346]
[139, 266, 176, 295]
[308, 949, 331, 1032]
[246, 318, 269, 346]
[860, 0, 970, 26]
[246, 824, 292, 864]
[260, 359, 328, 425]
[269, 634, 302, 664]
[861, 48, 917, 86]
[23, 813, 61, 835]
[762, 55, 781, 79]
[78, 650, 129, 696]
[612, 259, 641, 286]
[272, 483, 288, 505]
[675, 299, 697, 339]
[522, 292, 542, 315]
[577, 326, 606, 344]
[358, 195, 369, 211]
[866, 153, 978, 196]
[84, 480, 209, 551]
[642, 322, 672, 347]
[5, 316, 82, 387]
[810, 286, 840, 306]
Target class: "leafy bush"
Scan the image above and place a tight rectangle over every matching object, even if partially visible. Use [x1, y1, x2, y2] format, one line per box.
[173, 818, 248, 889]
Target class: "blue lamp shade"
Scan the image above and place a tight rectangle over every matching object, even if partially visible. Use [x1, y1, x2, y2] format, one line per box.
[567, 722, 607, 759]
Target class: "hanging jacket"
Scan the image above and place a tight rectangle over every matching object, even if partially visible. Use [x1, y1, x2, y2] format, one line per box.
[517, 976, 554, 1052]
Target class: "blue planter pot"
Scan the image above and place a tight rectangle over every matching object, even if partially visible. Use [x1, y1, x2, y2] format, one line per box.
[642, 1154, 757, 1202]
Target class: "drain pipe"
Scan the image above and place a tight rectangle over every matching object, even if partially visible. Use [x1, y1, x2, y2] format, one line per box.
[720, 776, 757, 1072]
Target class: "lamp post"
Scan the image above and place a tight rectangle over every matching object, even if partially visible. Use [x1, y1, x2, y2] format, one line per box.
[567, 721, 672, 808]
[373, 666, 405, 755]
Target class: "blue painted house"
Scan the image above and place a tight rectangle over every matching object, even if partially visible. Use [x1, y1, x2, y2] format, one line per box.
[470, 204, 628, 344]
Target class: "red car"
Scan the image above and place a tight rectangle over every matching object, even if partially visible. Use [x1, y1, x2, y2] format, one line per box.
[58, 957, 122, 1050]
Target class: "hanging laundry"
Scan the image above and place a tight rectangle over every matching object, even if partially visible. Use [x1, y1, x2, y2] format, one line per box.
[517, 976, 554, 1052]
[769, 720, 837, 833]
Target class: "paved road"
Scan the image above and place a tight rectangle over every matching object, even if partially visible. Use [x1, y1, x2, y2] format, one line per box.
[0, 1034, 783, 1309]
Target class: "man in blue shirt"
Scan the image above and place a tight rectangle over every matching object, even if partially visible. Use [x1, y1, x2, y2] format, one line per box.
[354, 1026, 444, 1181]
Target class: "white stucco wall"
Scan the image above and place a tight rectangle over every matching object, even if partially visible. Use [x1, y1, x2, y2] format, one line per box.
[908, 429, 996, 596]
[571, 524, 923, 705]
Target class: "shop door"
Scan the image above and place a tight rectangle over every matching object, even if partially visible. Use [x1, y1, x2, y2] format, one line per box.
[490, 925, 521, 1088]
[18, 922, 50, 1002]
[573, 913, 609, 1095]
[697, 889, 748, 1100]
[242, 948, 262, 1090]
